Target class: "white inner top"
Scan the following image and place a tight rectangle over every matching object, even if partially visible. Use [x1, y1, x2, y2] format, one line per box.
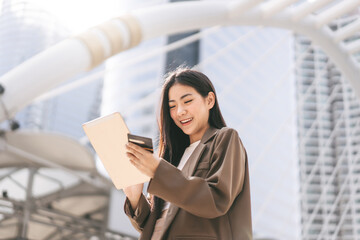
[162, 140, 201, 211]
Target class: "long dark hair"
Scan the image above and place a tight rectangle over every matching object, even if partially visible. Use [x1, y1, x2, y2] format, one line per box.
[152, 68, 226, 218]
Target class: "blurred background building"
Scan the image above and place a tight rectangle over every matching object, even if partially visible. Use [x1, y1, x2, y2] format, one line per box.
[295, 14, 360, 239]
[0, 0, 360, 239]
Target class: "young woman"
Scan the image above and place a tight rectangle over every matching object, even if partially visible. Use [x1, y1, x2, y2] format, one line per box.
[124, 68, 252, 240]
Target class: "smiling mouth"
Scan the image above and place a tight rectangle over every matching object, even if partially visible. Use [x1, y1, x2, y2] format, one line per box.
[180, 118, 193, 125]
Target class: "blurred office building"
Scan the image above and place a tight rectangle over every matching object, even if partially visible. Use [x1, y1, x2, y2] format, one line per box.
[295, 15, 360, 239]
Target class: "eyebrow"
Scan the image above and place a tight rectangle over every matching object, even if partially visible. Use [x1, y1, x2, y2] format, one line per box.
[169, 93, 193, 102]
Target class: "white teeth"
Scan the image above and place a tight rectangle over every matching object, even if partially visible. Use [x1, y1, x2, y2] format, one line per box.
[180, 118, 192, 124]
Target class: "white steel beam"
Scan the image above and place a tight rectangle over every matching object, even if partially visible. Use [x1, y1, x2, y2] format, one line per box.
[0, 38, 90, 120]
[261, 0, 298, 18]
[346, 40, 360, 54]
[227, 0, 263, 18]
[1, 0, 360, 123]
[331, 198, 352, 240]
[228, 13, 360, 101]
[316, 0, 360, 28]
[313, 120, 360, 239]
[34, 26, 221, 104]
[334, 18, 360, 42]
[20, 168, 36, 238]
[297, 85, 345, 236]
[292, 0, 333, 21]
[0, 1, 228, 122]
[300, 86, 342, 188]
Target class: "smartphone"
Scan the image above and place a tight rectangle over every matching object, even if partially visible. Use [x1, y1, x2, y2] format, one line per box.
[127, 133, 154, 153]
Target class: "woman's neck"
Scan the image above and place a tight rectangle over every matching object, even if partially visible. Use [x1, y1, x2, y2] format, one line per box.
[189, 124, 210, 144]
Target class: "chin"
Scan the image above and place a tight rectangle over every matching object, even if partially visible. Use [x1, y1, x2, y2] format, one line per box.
[183, 128, 195, 136]
[178, 126, 192, 136]
[183, 130, 192, 136]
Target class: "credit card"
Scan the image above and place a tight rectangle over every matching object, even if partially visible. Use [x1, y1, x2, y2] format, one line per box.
[127, 133, 154, 153]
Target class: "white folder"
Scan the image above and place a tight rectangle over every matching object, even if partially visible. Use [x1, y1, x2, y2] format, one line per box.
[82, 112, 150, 189]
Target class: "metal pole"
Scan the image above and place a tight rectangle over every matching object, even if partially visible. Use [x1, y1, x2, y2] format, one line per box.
[19, 168, 36, 239]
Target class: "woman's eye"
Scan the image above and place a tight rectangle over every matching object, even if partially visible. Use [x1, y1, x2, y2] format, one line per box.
[185, 100, 193, 104]
[169, 105, 175, 109]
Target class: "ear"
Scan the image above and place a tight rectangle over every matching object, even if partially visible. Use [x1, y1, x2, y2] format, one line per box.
[206, 92, 215, 110]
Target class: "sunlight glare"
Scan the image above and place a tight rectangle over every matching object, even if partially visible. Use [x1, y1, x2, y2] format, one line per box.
[31, 0, 121, 33]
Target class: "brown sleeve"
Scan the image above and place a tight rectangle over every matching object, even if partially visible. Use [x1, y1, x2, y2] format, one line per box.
[147, 128, 246, 219]
[124, 193, 151, 232]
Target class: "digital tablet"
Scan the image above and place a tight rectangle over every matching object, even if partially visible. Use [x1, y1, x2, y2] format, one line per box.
[82, 112, 151, 189]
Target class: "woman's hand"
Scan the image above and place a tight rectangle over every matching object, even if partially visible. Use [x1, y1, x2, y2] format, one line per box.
[126, 142, 161, 178]
[123, 183, 143, 211]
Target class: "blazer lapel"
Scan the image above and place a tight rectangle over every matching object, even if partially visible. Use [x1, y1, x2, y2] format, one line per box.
[182, 143, 206, 177]
[183, 126, 218, 177]
[157, 127, 219, 239]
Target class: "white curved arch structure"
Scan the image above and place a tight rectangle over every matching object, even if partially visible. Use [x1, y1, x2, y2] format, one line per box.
[0, 0, 360, 122]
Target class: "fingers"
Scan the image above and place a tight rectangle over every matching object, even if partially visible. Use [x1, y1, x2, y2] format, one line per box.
[127, 151, 146, 172]
[126, 143, 145, 167]
[129, 157, 151, 177]
[126, 142, 144, 152]
[126, 142, 148, 155]
[126, 142, 158, 178]
[126, 143, 144, 159]
[128, 155, 140, 167]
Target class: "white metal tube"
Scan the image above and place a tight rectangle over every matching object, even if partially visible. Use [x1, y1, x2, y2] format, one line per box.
[334, 18, 360, 42]
[1, 0, 360, 124]
[0, 2, 228, 123]
[301, 106, 356, 235]
[315, 0, 360, 28]
[331, 197, 353, 240]
[301, 86, 342, 187]
[291, 0, 333, 21]
[35, 26, 221, 115]
[261, 0, 298, 18]
[34, 28, 219, 103]
[0, 39, 90, 119]
[346, 40, 360, 54]
[227, 0, 263, 18]
[312, 119, 360, 239]
[21, 168, 36, 238]
[228, 13, 360, 99]
[0, 15, 136, 120]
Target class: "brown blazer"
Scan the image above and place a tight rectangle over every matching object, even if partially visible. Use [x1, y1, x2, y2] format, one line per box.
[124, 127, 252, 240]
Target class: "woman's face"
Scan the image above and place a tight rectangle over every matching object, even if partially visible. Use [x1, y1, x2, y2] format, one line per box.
[168, 83, 215, 144]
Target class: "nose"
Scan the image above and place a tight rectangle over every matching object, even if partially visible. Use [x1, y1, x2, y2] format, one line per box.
[177, 105, 186, 116]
